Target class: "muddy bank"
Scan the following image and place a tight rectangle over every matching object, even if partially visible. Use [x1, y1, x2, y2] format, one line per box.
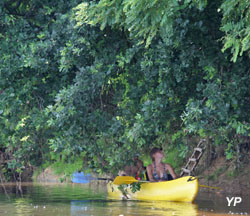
[34, 167, 68, 183]
[198, 157, 250, 195]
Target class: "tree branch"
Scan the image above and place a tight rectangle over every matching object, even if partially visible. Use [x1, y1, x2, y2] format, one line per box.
[4, 0, 24, 15]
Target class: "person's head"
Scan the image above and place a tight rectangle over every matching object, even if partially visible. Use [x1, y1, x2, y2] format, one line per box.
[133, 154, 139, 162]
[135, 159, 144, 169]
[150, 147, 164, 162]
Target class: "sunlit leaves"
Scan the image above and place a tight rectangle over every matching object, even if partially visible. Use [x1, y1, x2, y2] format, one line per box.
[220, 0, 250, 61]
[75, 0, 198, 47]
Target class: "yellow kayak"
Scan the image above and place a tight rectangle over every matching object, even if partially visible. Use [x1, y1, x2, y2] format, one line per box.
[107, 176, 199, 202]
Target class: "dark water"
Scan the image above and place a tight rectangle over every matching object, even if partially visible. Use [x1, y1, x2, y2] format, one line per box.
[0, 182, 249, 216]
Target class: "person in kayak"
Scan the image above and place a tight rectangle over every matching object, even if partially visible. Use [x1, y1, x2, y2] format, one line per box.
[147, 147, 177, 182]
[118, 156, 149, 180]
[134, 159, 149, 180]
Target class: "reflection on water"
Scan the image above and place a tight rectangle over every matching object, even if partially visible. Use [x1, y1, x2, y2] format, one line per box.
[0, 182, 249, 216]
[71, 200, 198, 216]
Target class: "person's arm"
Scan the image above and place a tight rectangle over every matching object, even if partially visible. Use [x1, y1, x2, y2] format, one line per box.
[165, 164, 177, 179]
[146, 165, 155, 182]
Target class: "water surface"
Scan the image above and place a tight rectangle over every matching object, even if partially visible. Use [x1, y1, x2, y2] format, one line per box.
[0, 182, 249, 216]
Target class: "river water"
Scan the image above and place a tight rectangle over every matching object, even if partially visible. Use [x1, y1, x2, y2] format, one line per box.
[0, 182, 249, 216]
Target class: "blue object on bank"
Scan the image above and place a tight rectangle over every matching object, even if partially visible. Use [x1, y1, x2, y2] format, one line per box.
[71, 172, 91, 183]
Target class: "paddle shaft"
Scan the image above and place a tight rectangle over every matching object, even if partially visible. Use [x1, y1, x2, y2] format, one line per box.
[71, 173, 113, 183]
[121, 179, 149, 183]
[83, 177, 113, 181]
[199, 184, 221, 190]
[96, 177, 113, 181]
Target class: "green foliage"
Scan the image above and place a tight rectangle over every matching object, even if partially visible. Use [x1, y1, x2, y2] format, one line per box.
[130, 182, 142, 193]
[75, 0, 210, 47]
[0, 0, 249, 179]
[163, 147, 184, 172]
[118, 182, 141, 198]
[51, 157, 83, 176]
[0, 0, 81, 178]
[220, 0, 250, 62]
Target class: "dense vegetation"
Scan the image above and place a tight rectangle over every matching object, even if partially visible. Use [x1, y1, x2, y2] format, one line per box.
[0, 0, 249, 180]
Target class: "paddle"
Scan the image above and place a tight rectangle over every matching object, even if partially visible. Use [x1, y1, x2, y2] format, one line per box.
[71, 172, 113, 183]
[113, 176, 149, 185]
[187, 176, 222, 190]
[199, 184, 222, 190]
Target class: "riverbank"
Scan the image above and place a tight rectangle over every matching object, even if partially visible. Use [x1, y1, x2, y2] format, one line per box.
[198, 156, 250, 195]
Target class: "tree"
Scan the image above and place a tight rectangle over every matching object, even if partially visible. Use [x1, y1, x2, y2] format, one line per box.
[0, 0, 81, 178]
[0, 0, 249, 179]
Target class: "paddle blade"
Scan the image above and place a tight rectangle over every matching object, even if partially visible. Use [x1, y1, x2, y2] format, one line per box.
[71, 172, 92, 183]
[113, 176, 138, 185]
